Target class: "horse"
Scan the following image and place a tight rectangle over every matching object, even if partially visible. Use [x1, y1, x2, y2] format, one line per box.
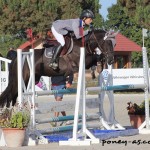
[0, 29, 117, 108]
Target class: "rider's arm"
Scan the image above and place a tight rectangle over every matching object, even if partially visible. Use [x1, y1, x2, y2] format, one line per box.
[66, 74, 74, 88]
[72, 21, 89, 39]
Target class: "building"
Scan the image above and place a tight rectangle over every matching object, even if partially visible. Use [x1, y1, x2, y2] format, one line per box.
[114, 33, 142, 68]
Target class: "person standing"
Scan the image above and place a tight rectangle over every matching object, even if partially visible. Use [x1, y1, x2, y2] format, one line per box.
[51, 74, 73, 126]
[6, 47, 17, 60]
[6, 47, 17, 69]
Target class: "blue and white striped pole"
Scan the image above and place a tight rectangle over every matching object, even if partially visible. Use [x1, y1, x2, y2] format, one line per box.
[35, 88, 77, 96]
[87, 84, 145, 92]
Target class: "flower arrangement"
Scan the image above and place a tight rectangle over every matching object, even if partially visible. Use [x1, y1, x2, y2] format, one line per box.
[127, 101, 150, 115]
[0, 102, 30, 129]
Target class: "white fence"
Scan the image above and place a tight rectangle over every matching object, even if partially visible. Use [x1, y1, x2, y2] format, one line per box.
[0, 57, 11, 94]
[0, 56, 51, 94]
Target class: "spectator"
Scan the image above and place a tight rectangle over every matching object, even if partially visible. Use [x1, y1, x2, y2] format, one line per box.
[6, 47, 17, 70]
[51, 74, 73, 126]
[6, 47, 17, 60]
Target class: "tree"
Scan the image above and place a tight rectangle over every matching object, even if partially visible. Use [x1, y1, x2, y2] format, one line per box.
[0, 0, 103, 55]
[105, 3, 150, 67]
[0, 0, 59, 55]
[105, 4, 142, 44]
[118, 0, 150, 29]
[0, 0, 59, 35]
[59, 0, 82, 19]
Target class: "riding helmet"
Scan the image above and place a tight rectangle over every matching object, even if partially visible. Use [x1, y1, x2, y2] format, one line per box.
[80, 9, 94, 19]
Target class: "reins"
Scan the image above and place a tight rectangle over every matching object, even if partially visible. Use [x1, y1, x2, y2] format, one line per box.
[86, 31, 105, 55]
[91, 32, 105, 52]
[88, 31, 114, 57]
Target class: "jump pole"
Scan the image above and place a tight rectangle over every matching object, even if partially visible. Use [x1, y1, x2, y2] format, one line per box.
[59, 47, 99, 146]
[138, 46, 150, 133]
[86, 84, 146, 92]
[36, 113, 99, 124]
[35, 88, 77, 96]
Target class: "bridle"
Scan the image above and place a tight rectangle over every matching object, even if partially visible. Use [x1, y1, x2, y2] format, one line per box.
[86, 31, 114, 60]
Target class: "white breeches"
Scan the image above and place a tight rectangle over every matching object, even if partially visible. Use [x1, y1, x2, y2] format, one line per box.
[51, 26, 65, 46]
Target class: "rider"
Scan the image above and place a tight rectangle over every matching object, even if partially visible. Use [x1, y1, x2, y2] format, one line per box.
[49, 9, 94, 69]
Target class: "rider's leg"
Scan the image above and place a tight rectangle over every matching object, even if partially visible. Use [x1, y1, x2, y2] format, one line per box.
[49, 44, 62, 68]
[49, 26, 65, 69]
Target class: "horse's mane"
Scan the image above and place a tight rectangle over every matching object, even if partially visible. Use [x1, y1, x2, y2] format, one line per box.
[93, 29, 106, 32]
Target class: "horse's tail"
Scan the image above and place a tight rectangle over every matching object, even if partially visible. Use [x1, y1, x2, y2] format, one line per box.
[0, 59, 17, 108]
[0, 81, 13, 107]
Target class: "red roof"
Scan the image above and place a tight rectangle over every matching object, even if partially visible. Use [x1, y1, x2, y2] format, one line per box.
[18, 39, 37, 49]
[114, 33, 142, 52]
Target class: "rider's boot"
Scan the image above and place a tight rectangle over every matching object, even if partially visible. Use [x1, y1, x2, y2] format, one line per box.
[49, 44, 62, 69]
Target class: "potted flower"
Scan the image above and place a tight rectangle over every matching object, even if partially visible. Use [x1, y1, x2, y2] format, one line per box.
[127, 101, 148, 128]
[0, 102, 30, 147]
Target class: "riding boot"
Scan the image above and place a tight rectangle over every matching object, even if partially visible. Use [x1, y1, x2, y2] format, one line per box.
[49, 44, 62, 69]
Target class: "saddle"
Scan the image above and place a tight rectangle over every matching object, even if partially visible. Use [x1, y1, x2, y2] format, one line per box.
[44, 31, 73, 58]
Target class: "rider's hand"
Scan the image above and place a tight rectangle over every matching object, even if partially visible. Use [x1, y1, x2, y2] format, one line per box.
[66, 83, 72, 88]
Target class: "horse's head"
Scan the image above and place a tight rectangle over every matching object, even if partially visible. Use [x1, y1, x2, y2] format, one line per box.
[86, 29, 118, 65]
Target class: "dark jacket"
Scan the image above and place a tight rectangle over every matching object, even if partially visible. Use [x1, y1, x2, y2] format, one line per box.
[6, 50, 17, 60]
[51, 75, 73, 86]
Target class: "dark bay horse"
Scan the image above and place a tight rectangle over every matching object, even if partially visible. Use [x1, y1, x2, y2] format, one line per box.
[0, 30, 117, 107]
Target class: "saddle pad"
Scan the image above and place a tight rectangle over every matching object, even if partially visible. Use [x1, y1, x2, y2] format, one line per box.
[44, 47, 55, 58]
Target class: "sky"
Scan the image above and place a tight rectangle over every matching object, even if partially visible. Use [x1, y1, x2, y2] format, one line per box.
[99, 0, 117, 20]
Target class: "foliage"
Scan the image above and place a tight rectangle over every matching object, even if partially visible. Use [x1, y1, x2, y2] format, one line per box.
[0, 0, 102, 35]
[0, 35, 26, 56]
[104, 3, 150, 68]
[118, 0, 150, 29]
[59, 0, 82, 19]
[0, 103, 30, 129]
[0, 0, 102, 56]
[106, 4, 141, 39]
[0, 0, 60, 36]
[127, 101, 150, 115]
